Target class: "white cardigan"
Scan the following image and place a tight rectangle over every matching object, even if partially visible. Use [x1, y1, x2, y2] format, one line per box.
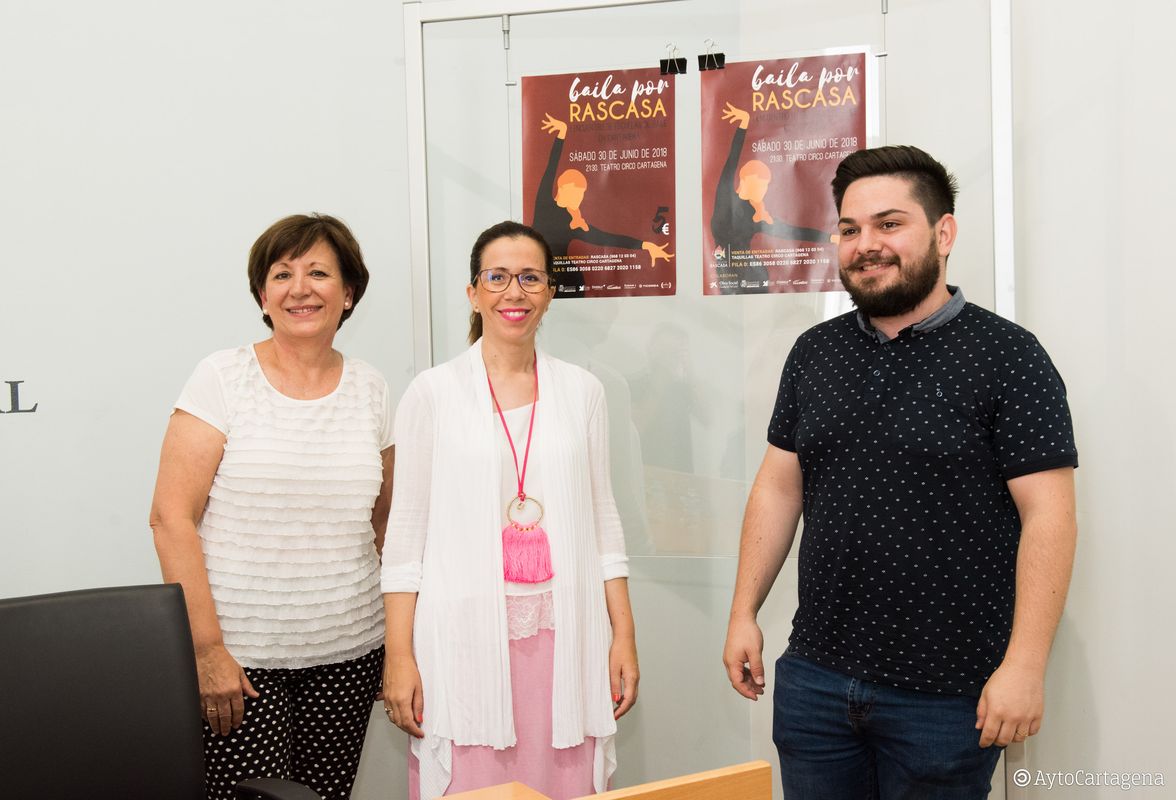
[381, 341, 628, 791]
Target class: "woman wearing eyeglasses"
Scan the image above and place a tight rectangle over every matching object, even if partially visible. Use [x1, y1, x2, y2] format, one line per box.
[381, 220, 638, 799]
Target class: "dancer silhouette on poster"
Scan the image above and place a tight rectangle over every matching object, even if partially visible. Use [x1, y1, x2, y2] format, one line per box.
[534, 114, 672, 293]
[710, 102, 833, 292]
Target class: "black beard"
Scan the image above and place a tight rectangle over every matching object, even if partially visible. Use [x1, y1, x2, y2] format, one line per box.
[840, 239, 940, 319]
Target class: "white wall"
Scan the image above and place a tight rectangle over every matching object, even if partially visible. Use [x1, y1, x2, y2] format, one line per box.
[0, 0, 414, 596]
[0, 5, 415, 794]
[1011, 1, 1176, 795]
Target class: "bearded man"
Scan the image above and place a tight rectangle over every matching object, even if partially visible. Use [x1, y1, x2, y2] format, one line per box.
[722, 145, 1079, 799]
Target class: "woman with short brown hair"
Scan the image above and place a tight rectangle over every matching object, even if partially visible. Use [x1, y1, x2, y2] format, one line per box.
[150, 213, 393, 799]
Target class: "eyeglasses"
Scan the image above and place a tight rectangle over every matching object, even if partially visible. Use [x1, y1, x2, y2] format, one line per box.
[475, 268, 554, 294]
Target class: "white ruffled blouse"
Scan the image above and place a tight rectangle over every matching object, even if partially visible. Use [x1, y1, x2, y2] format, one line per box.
[176, 345, 393, 669]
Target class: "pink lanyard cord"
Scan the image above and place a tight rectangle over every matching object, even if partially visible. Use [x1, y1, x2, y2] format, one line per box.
[486, 354, 539, 503]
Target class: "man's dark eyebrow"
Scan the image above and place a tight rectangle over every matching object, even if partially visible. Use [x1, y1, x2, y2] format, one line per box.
[838, 208, 911, 225]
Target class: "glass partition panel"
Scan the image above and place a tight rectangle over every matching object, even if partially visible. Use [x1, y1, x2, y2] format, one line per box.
[420, 2, 1001, 796]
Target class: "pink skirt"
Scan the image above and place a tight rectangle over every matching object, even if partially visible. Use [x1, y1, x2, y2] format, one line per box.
[409, 626, 596, 800]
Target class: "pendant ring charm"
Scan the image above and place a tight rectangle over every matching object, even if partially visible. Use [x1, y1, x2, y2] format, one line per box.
[505, 496, 544, 530]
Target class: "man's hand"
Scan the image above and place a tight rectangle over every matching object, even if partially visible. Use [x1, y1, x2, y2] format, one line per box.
[722, 614, 766, 699]
[722, 446, 803, 701]
[975, 467, 1076, 748]
[975, 659, 1045, 747]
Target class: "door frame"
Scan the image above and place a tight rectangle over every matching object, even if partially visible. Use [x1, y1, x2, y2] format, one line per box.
[399, 3, 1021, 795]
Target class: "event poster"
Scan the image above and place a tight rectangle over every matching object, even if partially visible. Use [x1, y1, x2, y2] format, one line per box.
[522, 67, 676, 298]
[701, 51, 868, 295]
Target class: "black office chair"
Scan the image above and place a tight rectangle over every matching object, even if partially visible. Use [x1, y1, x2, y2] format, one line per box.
[0, 584, 319, 799]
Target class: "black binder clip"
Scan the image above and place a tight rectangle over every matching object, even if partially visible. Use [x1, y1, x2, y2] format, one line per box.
[660, 44, 687, 75]
[698, 39, 725, 71]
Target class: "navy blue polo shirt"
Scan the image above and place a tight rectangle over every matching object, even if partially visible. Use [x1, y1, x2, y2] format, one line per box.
[768, 288, 1078, 695]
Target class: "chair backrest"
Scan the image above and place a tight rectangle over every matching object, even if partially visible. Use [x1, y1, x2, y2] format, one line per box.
[572, 760, 773, 800]
[0, 584, 205, 799]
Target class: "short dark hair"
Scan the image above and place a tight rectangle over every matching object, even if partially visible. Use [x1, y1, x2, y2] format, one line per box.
[247, 213, 369, 330]
[467, 220, 554, 345]
[831, 145, 958, 223]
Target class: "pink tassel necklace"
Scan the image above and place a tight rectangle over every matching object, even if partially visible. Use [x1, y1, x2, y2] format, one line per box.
[486, 355, 553, 584]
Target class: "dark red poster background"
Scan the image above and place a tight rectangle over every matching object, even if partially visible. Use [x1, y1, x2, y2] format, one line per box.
[701, 52, 867, 296]
[522, 67, 676, 298]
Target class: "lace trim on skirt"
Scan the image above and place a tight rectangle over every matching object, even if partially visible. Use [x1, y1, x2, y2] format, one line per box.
[505, 591, 554, 640]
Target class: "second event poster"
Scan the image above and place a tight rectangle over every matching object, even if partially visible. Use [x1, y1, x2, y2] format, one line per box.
[702, 51, 868, 295]
[522, 67, 676, 298]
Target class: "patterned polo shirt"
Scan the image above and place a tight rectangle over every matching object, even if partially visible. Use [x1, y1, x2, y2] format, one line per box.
[768, 287, 1078, 695]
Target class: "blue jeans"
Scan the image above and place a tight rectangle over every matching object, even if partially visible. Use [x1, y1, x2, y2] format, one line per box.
[773, 651, 1001, 800]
